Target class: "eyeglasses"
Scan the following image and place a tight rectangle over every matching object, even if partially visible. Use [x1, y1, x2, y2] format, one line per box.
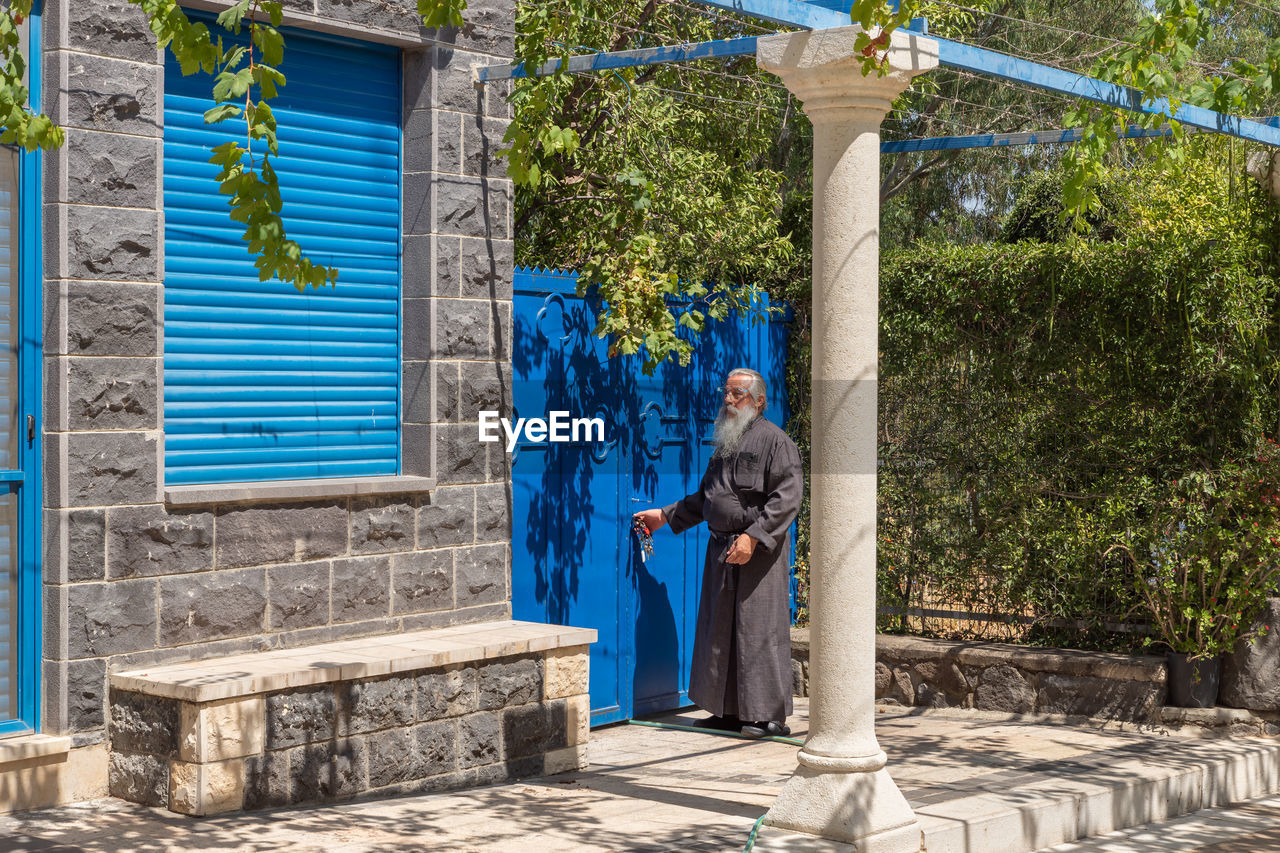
[717, 386, 753, 401]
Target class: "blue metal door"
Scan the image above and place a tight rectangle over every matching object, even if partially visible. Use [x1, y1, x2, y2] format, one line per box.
[512, 267, 791, 724]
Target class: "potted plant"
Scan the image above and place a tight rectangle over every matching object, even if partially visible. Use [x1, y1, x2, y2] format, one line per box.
[1113, 441, 1280, 708]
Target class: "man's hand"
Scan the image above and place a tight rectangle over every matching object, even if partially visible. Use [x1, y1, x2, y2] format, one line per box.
[634, 508, 667, 534]
[725, 534, 757, 565]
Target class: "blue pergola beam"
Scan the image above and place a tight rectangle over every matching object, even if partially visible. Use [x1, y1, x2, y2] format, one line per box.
[932, 38, 1280, 147]
[681, 0, 1280, 148]
[471, 0, 1280, 148]
[473, 37, 759, 82]
[681, 0, 847, 29]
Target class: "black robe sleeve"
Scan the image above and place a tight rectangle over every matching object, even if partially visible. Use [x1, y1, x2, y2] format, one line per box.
[743, 433, 803, 552]
[662, 469, 710, 535]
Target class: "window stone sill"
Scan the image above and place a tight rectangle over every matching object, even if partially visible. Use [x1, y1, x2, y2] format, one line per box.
[164, 475, 437, 507]
[0, 734, 72, 767]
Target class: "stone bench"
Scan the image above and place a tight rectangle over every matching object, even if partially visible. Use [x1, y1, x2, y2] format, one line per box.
[792, 629, 1167, 722]
[107, 620, 596, 816]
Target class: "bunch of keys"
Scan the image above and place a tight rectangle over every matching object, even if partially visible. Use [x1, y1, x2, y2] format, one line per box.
[632, 516, 654, 562]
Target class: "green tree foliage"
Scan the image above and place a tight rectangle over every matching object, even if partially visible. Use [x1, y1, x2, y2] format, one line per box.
[998, 169, 1120, 243]
[879, 0, 1151, 248]
[504, 1, 801, 372]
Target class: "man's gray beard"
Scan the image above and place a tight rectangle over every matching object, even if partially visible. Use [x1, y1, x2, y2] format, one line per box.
[713, 405, 756, 458]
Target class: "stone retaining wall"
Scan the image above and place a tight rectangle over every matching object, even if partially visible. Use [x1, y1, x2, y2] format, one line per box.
[108, 647, 588, 815]
[792, 629, 1167, 723]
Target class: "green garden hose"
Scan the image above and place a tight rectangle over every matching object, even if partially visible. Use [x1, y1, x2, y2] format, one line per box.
[623, 720, 803, 851]
[744, 814, 766, 852]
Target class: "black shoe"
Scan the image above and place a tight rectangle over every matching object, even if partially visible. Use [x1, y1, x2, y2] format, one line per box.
[693, 714, 741, 732]
[741, 721, 790, 739]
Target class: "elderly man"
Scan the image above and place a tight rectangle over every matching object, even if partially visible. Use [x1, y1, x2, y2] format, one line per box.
[634, 368, 804, 738]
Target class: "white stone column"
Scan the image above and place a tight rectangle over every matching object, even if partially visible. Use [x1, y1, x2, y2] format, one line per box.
[754, 26, 938, 853]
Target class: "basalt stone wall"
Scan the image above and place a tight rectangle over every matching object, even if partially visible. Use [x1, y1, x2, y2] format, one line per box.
[107, 648, 590, 815]
[41, 0, 516, 756]
[792, 630, 1167, 723]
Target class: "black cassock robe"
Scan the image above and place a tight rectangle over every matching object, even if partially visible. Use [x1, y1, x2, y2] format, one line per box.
[663, 415, 804, 722]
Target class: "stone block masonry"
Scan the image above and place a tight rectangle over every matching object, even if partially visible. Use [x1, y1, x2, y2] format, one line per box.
[39, 0, 517, 765]
[107, 622, 593, 815]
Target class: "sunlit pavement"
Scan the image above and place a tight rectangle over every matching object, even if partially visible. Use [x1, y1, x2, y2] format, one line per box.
[2, 699, 1280, 852]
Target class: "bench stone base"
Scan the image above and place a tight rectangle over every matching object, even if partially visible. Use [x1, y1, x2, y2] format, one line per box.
[107, 622, 593, 816]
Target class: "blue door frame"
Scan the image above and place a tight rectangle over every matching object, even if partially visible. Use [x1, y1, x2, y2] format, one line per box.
[511, 267, 791, 725]
[2, 0, 44, 736]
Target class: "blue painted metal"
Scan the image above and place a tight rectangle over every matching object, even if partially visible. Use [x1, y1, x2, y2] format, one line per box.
[511, 267, 792, 724]
[687, 0, 850, 28]
[4, 0, 44, 734]
[162, 22, 402, 486]
[700, 0, 1280, 146]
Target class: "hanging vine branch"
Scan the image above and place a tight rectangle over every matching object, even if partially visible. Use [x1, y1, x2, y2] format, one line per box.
[0, 0, 449, 291]
[133, 0, 338, 290]
[0, 0, 61, 151]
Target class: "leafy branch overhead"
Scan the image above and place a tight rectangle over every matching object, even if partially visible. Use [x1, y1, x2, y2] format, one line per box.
[1059, 0, 1280, 230]
[431, 0, 799, 372]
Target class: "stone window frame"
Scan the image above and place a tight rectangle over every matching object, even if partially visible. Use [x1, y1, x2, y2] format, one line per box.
[162, 12, 441, 508]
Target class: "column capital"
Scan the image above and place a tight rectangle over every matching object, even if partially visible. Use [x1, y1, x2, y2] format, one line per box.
[756, 25, 938, 120]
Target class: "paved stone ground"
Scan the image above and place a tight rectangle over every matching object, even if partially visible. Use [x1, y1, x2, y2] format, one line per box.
[2, 700, 1280, 853]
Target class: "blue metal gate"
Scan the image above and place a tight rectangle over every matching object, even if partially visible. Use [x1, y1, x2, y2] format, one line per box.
[511, 267, 791, 725]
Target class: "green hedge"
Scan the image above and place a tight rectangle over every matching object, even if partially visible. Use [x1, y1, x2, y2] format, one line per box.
[876, 231, 1280, 649]
[786, 170, 1280, 650]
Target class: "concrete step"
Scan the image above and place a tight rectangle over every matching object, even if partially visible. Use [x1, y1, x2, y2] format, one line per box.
[1037, 792, 1280, 852]
[888, 708, 1280, 853]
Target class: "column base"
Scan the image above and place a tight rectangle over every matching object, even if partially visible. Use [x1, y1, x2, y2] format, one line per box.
[756, 765, 920, 852]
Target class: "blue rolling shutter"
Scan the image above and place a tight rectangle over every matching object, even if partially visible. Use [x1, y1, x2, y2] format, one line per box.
[163, 27, 401, 485]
